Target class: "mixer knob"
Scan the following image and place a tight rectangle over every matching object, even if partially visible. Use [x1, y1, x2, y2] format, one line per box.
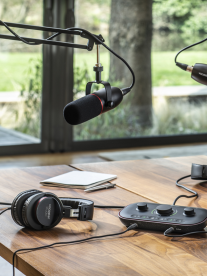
[184, 207, 195, 216]
[156, 205, 173, 215]
[137, 203, 148, 211]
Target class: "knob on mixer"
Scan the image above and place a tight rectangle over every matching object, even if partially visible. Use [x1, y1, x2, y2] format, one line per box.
[184, 207, 195, 216]
[137, 203, 148, 211]
[156, 205, 173, 215]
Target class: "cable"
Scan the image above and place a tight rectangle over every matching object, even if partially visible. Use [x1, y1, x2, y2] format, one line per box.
[94, 205, 125, 208]
[175, 36, 207, 63]
[164, 227, 207, 237]
[0, 203, 123, 208]
[12, 223, 138, 276]
[53, 26, 135, 93]
[173, 175, 198, 205]
[0, 207, 11, 215]
[0, 203, 124, 208]
[0, 21, 135, 93]
[0, 202, 12, 206]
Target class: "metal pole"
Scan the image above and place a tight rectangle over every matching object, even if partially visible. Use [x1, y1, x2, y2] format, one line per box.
[96, 44, 101, 66]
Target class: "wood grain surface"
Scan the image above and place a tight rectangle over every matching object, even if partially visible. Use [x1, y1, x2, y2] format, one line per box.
[0, 165, 150, 276]
[1, 156, 207, 275]
[72, 155, 207, 207]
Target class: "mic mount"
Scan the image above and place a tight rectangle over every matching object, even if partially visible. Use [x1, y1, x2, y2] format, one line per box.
[86, 44, 113, 107]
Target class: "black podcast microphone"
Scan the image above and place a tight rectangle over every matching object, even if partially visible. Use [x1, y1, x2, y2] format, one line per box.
[63, 30, 135, 126]
[63, 27, 135, 126]
[63, 86, 123, 125]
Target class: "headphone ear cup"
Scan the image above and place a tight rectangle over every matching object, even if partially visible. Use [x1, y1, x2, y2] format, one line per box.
[22, 192, 43, 228]
[11, 189, 40, 227]
[22, 192, 63, 230]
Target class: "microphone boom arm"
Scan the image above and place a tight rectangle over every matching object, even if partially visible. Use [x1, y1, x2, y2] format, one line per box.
[0, 20, 135, 97]
[0, 21, 104, 51]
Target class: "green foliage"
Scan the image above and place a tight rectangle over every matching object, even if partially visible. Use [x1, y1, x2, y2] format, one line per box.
[181, 10, 207, 35]
[153, 0, 207, 34]
[2, 51, 207, 93]
[86, 0, 111, 5]
[15, 58, 42, 138]
[152, 51, 207, 86]
[73, 64, 91, 97]
[8, 53, 207, 140]
[74, 99, 137, 140]
[76, 0, 111, 31]
[74, 98, 207, 140]
[150, 99, 207, 135]
[0, 53, 41, 91]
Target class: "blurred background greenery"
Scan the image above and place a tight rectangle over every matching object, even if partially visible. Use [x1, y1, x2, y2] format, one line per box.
[1, 0, 207, 91]
[1, 0, 207, 140]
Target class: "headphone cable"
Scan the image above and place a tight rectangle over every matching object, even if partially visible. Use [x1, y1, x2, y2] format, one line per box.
[12, 223, 138, 276]
[0, 202, 12, 206]
[0, 203, 125, 208]
[0, 201, 126, 275]
[94, 205, 124, 208]
[0, 207, 11, 215]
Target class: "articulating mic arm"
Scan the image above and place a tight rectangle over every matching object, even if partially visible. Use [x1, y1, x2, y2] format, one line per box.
[0, 20, 135, 107]
[0, 21, 104, 51]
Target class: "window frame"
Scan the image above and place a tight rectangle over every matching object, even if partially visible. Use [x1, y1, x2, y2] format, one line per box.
[1, 0, 207, 156]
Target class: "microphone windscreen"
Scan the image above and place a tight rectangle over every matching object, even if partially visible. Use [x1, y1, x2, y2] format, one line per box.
[63, 94, 103, 125]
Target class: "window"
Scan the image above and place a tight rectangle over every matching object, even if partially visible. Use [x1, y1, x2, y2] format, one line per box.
[72, 0, 207, 149]
[0, 1, 43, 147]
[1, 0, 207, 155]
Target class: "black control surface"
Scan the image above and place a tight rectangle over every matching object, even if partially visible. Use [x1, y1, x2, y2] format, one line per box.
[119, 202, 207, 233]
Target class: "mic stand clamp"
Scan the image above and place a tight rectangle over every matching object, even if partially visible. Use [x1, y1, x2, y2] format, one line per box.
[85, 45, 113, 107]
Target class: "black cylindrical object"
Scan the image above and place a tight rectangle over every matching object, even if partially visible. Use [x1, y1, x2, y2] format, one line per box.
[191, 63, 207, 85]
[63, 86, 123, 125]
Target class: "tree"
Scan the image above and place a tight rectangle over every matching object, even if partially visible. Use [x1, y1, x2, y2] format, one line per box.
[0, 0, 38, 24]
[109, 0, 152, 125]
[153, 0, 207, 33]
[0, 0, 42, 52]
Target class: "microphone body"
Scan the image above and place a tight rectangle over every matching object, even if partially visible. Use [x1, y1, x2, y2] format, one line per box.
[191, 63, 207, 85]
[63, 87, 123, 125]
[176, 62, 207, 85]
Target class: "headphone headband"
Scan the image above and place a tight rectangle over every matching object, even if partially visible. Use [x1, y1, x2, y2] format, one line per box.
[11, 190, 94, 230]
[60, 198, 94, 221]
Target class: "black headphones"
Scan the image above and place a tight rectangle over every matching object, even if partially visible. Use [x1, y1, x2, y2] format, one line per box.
[11, 190, 94, 230]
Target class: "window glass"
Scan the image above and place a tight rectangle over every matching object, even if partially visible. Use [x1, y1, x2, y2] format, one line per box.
[0, 1, 43, 146]
[73, 0, 207, 141]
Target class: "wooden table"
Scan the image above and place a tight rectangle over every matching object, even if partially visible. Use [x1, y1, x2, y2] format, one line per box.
[1, 156, 207, 275]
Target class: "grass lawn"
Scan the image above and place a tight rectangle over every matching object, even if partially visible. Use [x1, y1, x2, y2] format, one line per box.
[152, 51, 207, 86]
[0, 51, 207, 91]
[0, 53, 41, 91]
